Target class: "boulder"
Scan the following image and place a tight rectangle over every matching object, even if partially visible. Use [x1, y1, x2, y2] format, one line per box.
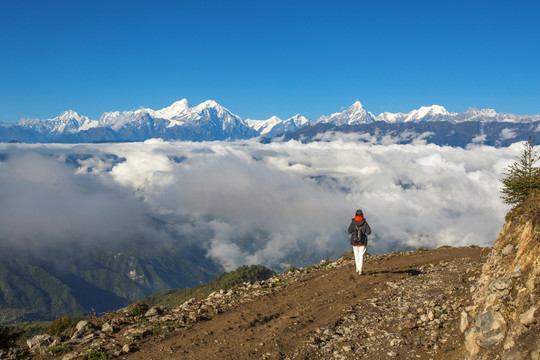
[460, 311, 469, 332]
[75, 320, 90, 332]
[490, 279, 509, 291]
[519, 306, 537, 326]
[26, 334, 52, 353]
[144, 306, 164, 317]
[101, 321, 115, 334]
[477, 310, 506, 348]
[501, 350, 524, 360]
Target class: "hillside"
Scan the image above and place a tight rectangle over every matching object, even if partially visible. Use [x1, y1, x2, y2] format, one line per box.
[0, 239, 221, 323]
[17, 246, 488, 359]
[7, 206, 537, 359]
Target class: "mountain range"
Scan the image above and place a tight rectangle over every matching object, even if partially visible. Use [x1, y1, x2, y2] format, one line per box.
[1, 100, 539, 146]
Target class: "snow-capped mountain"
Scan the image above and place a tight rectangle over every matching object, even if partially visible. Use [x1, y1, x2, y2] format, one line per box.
[450, 108, 540, 123]
[96, 99, 247, 131]
[97, 109, 153, 131]
[18, 110, 97, 134]
[316, 101, 374, 125]
[376, 105, 451, 123]
[374, 105, 539, 124]
[1, 99, 539, 145]
[246, 114, 310, 137]
[4, 100, 257, 143]
[147, 98, 190, 120]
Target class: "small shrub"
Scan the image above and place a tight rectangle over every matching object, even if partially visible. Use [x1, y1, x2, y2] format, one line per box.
[86, 308, 99, 325]
[164, 320, 182, 329]
[137, 318, 149, 325]
[47, 315, 76, 335]
[47, 344, 73, 355]
[129, 303, 149, 317]
[151, 327, 165, 336]
[284, 266, 299, 274]
[436, 309, 448, 317]
[343, 250, 354, 260]
[86, 349, 109, 360]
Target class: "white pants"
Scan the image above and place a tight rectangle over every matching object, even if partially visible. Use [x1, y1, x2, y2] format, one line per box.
[353, 245, 367, 273]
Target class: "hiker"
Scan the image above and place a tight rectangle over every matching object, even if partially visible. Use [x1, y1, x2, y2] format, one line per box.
[348, 209, 372, 275]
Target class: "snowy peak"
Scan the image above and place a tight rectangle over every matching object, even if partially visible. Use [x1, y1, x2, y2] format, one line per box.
[289, 114, 310, 127]
[410, 105, 448, 118]
[192, 100, 231, 119]
[6, 98, 539, 144]
[316, 101, 374, 126]
[403, 105, 450, 122]
[246, 116, 282, 134]
[375, 105, 451, 123]
[19, 110, 96, 133]
[56, 110, 86, 122]
[462, 107, 497, 117]
[348, 100, 365, 112]
[151, 99, 191, 120]
[98, 110, 152, 131]
[376, 111, 406, 123]
[375, 105, 535, 124]
[196, 100, 219, 109]
[246, 114, 311, 137]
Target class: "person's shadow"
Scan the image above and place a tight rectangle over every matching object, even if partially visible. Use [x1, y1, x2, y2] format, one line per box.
[369, 269, 421, 276]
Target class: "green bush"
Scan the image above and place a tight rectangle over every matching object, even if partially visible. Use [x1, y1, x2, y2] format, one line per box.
[47, 315, 76, 335]
[283, 266, 298, 274]
[47, 344, 73, 355]
[129, 303, 149, 317]
[85, 349, 109, 360]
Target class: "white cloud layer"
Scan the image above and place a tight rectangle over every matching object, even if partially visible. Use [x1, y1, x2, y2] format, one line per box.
[0, 139, 521, 271]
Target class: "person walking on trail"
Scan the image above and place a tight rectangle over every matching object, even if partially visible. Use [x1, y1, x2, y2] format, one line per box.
[348, 209, 372, 275]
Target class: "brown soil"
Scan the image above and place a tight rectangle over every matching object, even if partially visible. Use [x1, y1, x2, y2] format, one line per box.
[119, 247, 488, 360]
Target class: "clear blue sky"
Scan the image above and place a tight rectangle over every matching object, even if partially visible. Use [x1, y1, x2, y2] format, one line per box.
[1, 0, 539, 123]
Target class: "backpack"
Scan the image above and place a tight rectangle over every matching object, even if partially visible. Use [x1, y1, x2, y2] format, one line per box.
[354, 225, 367, 244]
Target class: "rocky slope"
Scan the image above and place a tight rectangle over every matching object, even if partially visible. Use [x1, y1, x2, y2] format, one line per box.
[12, 246, 489, 360]
[3, 208, 538, 360]
[5, 209, 538, 360]
[462, 215, 539, 359]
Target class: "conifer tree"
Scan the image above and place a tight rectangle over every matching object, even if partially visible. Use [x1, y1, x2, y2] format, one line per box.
[500, 136, 540, 205]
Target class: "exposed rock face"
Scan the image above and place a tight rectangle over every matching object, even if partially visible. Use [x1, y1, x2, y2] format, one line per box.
[463, 218, 539, 359]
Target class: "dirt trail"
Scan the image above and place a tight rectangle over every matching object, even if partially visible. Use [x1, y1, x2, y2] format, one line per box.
[120, 247, 486, 360]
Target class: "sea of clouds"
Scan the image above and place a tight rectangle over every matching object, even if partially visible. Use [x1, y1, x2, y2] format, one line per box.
[0, 138, 521, 271]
